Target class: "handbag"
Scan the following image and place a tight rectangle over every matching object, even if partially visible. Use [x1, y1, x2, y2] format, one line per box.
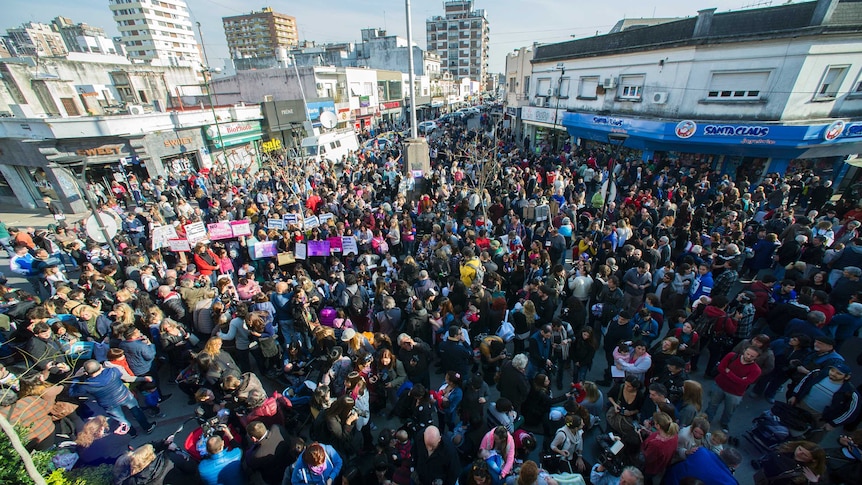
[496, 310, 514, 342]
[187, 333, 201, 347]
[277, 252, 295, 266]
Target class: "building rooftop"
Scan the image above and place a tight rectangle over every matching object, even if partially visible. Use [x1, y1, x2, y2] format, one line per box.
[533, 0, 862, 63]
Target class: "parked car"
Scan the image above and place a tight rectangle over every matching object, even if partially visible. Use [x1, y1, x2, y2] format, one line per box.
[456, 107, 480, 118]
[437, 112, 465, 124]
[418, 121, 438, 135]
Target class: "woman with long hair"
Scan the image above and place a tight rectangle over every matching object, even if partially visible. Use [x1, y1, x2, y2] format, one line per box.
[641, 412, 679, 482]
[322, 395, 361, 457]
[512, 300, 538, 356]
[549, 413, 586, 474]
[246, 311, 280, 377]
[755, 441, 826, 485]
[677, 380, 704, 427]
[194, 336, 240, 392]
[479, 425, 517, 483]
[522, 373, 568, 431]
[76, 415, 131, 467]
[368, 347, 407, 413]
[437, 370, 464, 434]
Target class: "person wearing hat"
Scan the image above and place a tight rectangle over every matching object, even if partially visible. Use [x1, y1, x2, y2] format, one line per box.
[790, 335, 845, 386]
[788, 362, 860, 440]
[653, 356, 689, 405]
[340, 328, 374, 360]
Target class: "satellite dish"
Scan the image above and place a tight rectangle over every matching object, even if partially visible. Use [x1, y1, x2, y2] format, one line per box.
[320, 111, 338, 129]
[85, 212, 119, 243]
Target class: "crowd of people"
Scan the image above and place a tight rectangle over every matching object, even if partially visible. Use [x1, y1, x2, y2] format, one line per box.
[1, 116, 862, 485]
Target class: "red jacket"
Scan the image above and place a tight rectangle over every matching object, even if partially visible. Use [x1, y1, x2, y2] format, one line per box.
[715, 352, 761, 396]
[193, 250, 220, 276]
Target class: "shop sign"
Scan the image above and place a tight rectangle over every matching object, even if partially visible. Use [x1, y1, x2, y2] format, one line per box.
[75, 144, 124, 157]
[845, 123, 862, 138]
[824, 120, 845, 141]
[382, 101, 401, 110]
[204, 122, 258, 140]
[521, 106, 559, 124]
[359, 96, 371, 108]
[592, 116, 625, 128]
[674, 120, 697, 139]
[703, 125, 770, 137]
[261, 139, 282, 153]
[164, 137, 192, 148]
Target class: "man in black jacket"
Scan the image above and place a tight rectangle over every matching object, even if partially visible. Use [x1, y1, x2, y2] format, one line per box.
[413, 426, 460, 485]
[244, 421, 293, 485]
[397, 334, 432, 389]
[438, 325, 473, 381]
[497, 353, 530, 412]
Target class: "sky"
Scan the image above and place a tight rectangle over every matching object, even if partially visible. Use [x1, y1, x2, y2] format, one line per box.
[5, 0, 780, 73]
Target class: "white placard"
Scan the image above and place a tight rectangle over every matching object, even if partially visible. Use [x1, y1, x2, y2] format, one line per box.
[184, 221, 208, 245]
[295, 242, 307, 260]
[319, 213, 334, 224]
[341, 236, 358, 255]
[303, 216, 320, 229]
[151, 224, 178, 250]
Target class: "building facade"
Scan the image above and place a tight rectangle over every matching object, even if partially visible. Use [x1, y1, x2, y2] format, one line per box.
[51, 17, 119, 55]
[503, 44, 535, 143]
[109, 0, 201, 69]
[524, 0, 862, 180]
[223, 7, 298, 59]
[6, 22, 68, 57]
[426, 0, 490, 85]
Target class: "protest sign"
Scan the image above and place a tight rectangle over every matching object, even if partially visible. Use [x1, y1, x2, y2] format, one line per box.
[251, 240, 279, 260]
[184, 222, 208, 245]
[319, 213, 334, 224]
[328, 237, 342, 254]
[151, 225, 178, 250]
[295, 242, 307, 260]
[167, 238, 191, 252]
[304, 215, 320, 229]
[341, 236, 358, 255]
[283, 213, 299, 227]
[230, 220, 252, 237]
[207, 222, 233, 240]
[268, 218, 285, 230]
[308, 240, 330, 257]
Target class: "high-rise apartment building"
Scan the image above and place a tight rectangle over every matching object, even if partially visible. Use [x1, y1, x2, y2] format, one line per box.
[6, 22, 68, 57]
[426, 0, 489, 85]
[109, 0, 201, 68]
[51, 17, 119, 55]
[223, 7, 298, 59]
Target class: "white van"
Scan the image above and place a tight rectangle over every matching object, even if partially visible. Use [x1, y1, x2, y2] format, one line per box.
[300, 129, 360, 164]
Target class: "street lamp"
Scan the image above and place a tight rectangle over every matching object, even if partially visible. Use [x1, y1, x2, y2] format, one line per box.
[551, 62, 566, 153]
[600, 132, 629, 228]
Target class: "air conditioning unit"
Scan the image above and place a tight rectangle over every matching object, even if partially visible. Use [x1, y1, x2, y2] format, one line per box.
[602, 77, 617, 89]
[652, 92, 669, 104]
[127, 104, 145, 115]
[547, 88, 553, 96]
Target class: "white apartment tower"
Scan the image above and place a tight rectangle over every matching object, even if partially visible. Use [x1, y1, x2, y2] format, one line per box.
[109, 0, 201, 68]
[426, 0, 490, 85]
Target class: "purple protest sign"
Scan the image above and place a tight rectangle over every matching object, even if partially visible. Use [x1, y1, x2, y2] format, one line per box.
[307, 240, 331, 257]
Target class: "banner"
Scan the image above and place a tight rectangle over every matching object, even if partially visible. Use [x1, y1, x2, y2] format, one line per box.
[268, 218, 285, 230]
[184, 222, 208, 245]
[308, 240, 330, 257]
[168, 238, 191, 252]
[251, 240, 279, 260]
[341, 236, 358, 255]
[328, 237, 343, 254]
[295, 242, 307, 260]
[230, 220, 252, 237]
[207, 222, 233, 240]
[283, 213, 299, 227]
[151, 225, 178, 250]
[304, 215, 320, 229]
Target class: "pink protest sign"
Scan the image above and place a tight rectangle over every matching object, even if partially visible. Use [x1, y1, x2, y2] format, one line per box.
[207, 222, 234, 240]
[328, 237, 343, 253]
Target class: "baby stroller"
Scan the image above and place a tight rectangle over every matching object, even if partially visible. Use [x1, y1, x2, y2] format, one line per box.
[744, 402, 819, 454]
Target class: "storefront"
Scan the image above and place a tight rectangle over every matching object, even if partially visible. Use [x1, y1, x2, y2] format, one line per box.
[203, 120, 264, 173]
[521, 106, 570, 154]
[137, 128, 207, 177]
[262, 100, 309, 156]
[379, 101, 403, 129]
[560, 113, 862, 180]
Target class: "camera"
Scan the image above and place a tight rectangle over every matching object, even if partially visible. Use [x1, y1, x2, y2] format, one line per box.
[596, 433, 627, 477]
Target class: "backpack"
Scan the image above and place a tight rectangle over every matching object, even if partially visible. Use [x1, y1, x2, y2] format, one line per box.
[692, 310, 737, 338]
[465, 260, 485, 286]
[345, 287, 368, 316]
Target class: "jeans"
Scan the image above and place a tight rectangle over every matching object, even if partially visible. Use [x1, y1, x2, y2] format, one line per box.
[705, 382, 743, 429]
[0, 237, 13, 257]
[103, 393, 152, 431]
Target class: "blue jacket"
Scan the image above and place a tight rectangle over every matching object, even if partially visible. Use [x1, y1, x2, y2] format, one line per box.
[663, 448, 739, 485]
[199, 446, 244, 485]
[288, 444, 342, 485]
[528, 331, 551, 368]
[69, 367, 134, 408]
[118, 338, 156, 376]
[270, 291, 293, 322]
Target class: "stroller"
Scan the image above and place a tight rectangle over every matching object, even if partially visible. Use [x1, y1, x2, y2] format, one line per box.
[744, 402, 819, 454]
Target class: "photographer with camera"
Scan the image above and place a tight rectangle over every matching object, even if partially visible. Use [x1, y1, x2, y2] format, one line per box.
[591, 462, 644, 485]
[197, 426, 243, 485]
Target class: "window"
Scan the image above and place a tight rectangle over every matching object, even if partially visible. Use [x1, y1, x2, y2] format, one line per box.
[535, 77, 551, 97]
[618, 75, 644, 100]
[706, 71, 769, 100]
[523, 76, 530, 97]
[815, 65, 849, 100]
[578, 76, 599, 99]
[850, 74, 862, 98]
[558, 78, 571, 98]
